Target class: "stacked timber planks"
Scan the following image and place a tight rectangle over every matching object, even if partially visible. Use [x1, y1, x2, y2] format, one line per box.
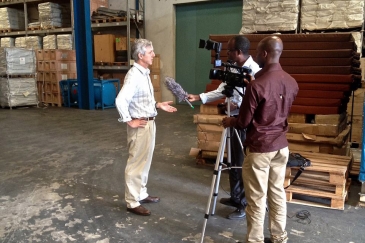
[286, 113, 350, 155]
[209, 33, 361, 116]
[285, 151, 352, 210]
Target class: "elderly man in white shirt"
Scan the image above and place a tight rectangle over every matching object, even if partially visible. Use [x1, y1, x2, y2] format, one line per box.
[116, 39, 177, 216]
[188, 35, 261, 220]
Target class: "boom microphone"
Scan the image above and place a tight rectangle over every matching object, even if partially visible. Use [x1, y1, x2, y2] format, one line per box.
[164, 77, 194, 109]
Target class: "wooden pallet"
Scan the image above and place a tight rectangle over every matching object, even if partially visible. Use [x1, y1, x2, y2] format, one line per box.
[285, 151, 352, 210]
[94, 62, 128, 66]
[112, 62, 127, 66]
[41, 26, 62, 30]
[44, 102, 62, 107]
[27, 26, 41, 31]
[91, 16, 126, 23]
[4, 74, 37, 79]
[0, 28, 12, 33]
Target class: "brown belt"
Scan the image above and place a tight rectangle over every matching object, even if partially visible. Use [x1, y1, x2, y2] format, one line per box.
[132, 117, 155, 121]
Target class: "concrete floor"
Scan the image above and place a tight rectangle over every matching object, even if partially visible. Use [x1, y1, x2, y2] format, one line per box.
[0, 104, 365, 243]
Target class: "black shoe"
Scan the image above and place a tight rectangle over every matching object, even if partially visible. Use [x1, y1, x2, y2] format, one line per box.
[264, 238, 272, 243]
[220, 197, 240, 207]
[227, 208, 246, 219]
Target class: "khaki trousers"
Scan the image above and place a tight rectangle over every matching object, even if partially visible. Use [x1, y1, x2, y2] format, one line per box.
[242, 147, 289, 243]
[125, 120, 156, 208]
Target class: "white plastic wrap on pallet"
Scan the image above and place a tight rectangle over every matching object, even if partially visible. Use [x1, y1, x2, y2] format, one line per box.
[25, 36, 43, 50]
[301, 0, 364, 30]
[15, 37, 27, 48]
[352, 32, 362, 54]
[57, 34, 72, 50]
[0, 37, 15, 47]
[43, 35, 57, 49]
[0, 48, 36, 75]
[0, 77, 37, 108]
[239, 0, 299, 34]
[38, 2, 63, 29]
[0, 7, 25, 30]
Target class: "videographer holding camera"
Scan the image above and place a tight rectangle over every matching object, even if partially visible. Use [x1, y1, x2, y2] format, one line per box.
[187, 35, 260, 220]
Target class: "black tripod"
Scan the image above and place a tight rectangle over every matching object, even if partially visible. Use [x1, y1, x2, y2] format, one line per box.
[200, 97, 243, 243]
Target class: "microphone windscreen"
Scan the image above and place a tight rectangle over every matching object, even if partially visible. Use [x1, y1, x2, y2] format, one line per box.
[164, 77, 188, 102]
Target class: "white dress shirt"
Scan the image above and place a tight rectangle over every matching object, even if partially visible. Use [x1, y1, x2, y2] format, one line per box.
[116, 63, 157, 122]
[199, 56, 261, 116]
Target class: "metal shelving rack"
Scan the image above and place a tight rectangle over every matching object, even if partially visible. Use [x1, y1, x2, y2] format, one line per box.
[0, 0, 74, 38]
[92, 0, 145, 71]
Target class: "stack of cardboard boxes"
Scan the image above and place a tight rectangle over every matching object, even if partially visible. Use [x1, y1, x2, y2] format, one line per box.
[36, 49, 77, 106]
[94, 34, 135, 64]
[150, 54, 161, 102]
[192, 105, 226, 163]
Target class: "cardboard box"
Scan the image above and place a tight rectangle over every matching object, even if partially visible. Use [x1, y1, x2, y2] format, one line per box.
[197, 131, 222, 142]
[37, 72, 44, 81]
[197, 124, 224, 133]
[94, 34, 115, 63]
[36, 50, 43, 61]
[198, 140, 226, 152]
[43, 50, 51, 60]
[193, 114, 226, 125]
[50, 50, 76, 61]
[115, 36, 136, 51]
[151, 54, 160, 72]
[112, 72, 127, 87]
[49, 61, 77, 72]
[150, 72, 160, 89]
[154, 88, 162, 102]
[90, 0, 108, 17]
[43, 61, 51, 71]
[50, 71, 77, 82]
[200, 104, 221, 115]
[37, 61, 44, 71]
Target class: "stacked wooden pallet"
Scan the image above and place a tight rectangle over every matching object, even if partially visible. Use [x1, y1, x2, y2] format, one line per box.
[285, 151, 352, 210]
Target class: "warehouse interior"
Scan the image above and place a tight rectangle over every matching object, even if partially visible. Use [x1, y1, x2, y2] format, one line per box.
[1, 0, 365, 243]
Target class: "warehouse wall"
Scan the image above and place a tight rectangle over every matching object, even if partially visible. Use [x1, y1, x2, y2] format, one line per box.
[145, 0, 211, 101]
[108, 0, 224, 101]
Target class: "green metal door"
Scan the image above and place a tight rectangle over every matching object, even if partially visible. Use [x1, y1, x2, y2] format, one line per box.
[176, 0, 242, 101]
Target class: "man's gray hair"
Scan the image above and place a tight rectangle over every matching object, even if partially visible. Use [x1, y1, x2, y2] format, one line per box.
[131, 38, 153, 61]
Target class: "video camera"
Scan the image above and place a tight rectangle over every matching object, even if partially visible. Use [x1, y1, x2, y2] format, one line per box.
[199, 39, 252, 96]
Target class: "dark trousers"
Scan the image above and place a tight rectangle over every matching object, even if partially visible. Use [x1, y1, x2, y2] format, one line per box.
[228, 127, 246, 208]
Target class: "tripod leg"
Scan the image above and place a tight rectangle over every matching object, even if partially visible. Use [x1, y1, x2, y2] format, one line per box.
[211, 127, 230, 215]
[200, 128, 227, 243]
